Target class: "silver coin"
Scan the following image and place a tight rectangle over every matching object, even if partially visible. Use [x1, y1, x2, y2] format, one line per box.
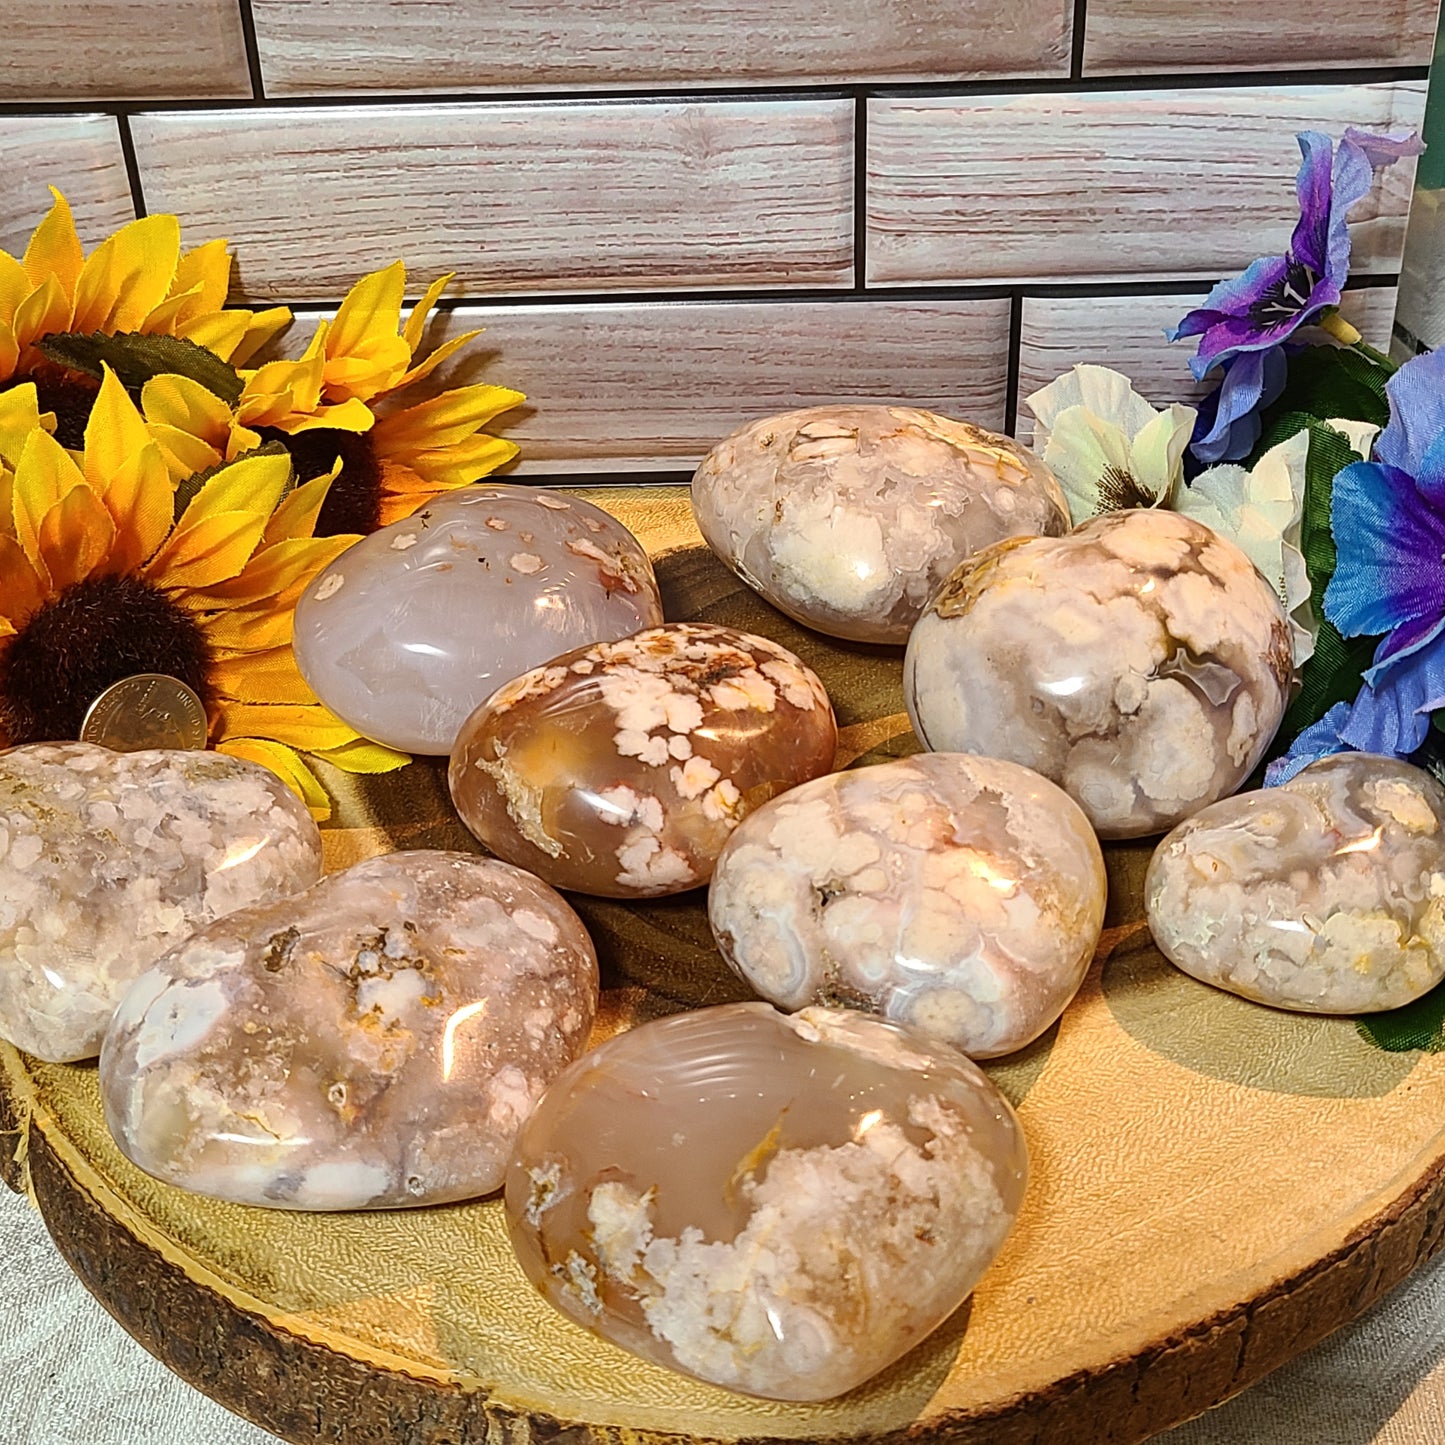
[79, 674, 209, 753]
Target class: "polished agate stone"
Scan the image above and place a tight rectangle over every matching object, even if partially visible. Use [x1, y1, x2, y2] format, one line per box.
[100, 851, 598, 1210]
[505, 1002, 1026, 1400]
[1147, 753, 1445, 1013]
[905, 509, 1292, 839]
[450, 624, 837, 898]
[293, 486, 663, 755]
[709, 754, 1106, 1057]
[0, 743, 321, 1064]
[691, 405, 1067, 644]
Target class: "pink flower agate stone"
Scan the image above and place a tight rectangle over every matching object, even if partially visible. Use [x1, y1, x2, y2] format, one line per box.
[292, 485, 663, 755]
[691, 405, 1067, 643]
[450, 623, 837, 897]
[505, 1002, 1026, 1400]
[100, 851, 598, 1210]
[708, 754, 1106, 1058]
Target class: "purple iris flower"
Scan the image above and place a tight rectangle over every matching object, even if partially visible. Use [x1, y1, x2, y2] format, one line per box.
[1169, 128, 1422, 464]
[1307, 347, 1445, 760]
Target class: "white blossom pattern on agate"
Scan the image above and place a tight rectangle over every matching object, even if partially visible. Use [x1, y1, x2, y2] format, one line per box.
[100, 851, 598, 1210]
[0, 743, 322, 1064]
[691, 405, 1068, 644]
[505, 1002, 1026, 1400]
[1146, 753, 1445, 1013]
[708, 754, 1106, 1057]
[450, 623, 837, 898]
[293, 485, 663, 755]
[904, 508, 1292, 839]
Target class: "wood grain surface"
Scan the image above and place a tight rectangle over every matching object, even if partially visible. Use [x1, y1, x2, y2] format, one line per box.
[1083, 0, 1438, 75]
[1012, 286, 1399, 443]
[865, 83, 1427, 286]
[6, 487, 1445, 1445]
[325, 297, 1011, 472]
[0, 0, 251, 101]
[127, 100, 855, 302]
[0, 116, 138, 255]
[250, 0, 1073, 94]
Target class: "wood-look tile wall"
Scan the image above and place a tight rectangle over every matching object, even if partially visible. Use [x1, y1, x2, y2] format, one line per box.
[0, 0, 1435, 473]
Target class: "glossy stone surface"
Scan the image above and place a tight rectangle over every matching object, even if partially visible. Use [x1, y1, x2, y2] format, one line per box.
[100, 851, 598, 1210]
[450, 624, 837, 898]
[709, 754, 1106, 1057]
[505, 1002, 1026, 1400]
[691, 405, 1068, 644]
[904, 509, 1292, 839]
[293, 485, 663, 755]
[1147, 753, 1445, 1013]
[0, 744, 322, 1064]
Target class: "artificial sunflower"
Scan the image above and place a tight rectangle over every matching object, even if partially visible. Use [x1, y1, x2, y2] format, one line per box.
[0, 189, 291, 447]
[0, 364, 407, 818]
[145, 260, 525, 535]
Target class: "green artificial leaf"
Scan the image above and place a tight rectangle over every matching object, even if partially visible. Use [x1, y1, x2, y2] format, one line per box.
[37, 331, 244, 407]
[1245, 345, 1390, 468]
[170, 440, 293, 522]
[1357, 987, 1445, 1053]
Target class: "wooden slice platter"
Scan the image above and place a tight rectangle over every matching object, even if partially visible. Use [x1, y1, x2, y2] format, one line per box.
[5, 485, 1445, 1445]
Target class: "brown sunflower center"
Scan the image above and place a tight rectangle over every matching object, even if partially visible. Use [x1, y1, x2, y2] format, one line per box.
[0, 574, 214, 746]
[1, 363, 103, 449]
[258, 426, 384, 536]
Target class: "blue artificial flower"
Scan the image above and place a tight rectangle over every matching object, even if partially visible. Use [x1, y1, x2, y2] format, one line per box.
[1170, 128, 1421, 464]
[1265, 703, 1354, 785]
[1318, 347, 1445, 757]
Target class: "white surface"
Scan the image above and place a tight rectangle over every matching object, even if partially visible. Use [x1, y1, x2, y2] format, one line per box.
[4, 1183, 1445, 1444]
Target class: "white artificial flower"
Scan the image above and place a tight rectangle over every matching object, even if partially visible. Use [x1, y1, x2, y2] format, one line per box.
[1179, 418, 1379, 670]
[1025, 364, 1198, 526]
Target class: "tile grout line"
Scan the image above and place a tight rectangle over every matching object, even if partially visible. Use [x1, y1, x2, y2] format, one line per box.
[1002, 292, 1024, 435]
[235, 0, 268, 101]
[113, 114, 149, 218]
[1070, 0, 1090, 81]
[852, 89, 868, 290]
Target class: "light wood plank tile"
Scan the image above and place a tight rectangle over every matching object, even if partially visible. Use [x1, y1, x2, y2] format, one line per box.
[0, 0, 250, 101]
[251, 0, 1071, 95]
[1013, 288, 1397, 445]
[867, 84, 1426, 286]
[1083, 0, 1437, 75]
[128, 100, 854, 303]
[271, 298, 1011, 472]
[0, 116, 136, 255]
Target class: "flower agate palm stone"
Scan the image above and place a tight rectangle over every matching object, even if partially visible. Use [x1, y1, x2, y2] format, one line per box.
[100, 851, 598, 1209]
[691, 405, 1068, 643]
[0, 743, 322, 1064]
[1146, 753, 1445, 1012]
[450, 623, 837, 897]
[904, 509, 1292, 839]
[505, 1002, 1026, 1400]
[293, 485, 663, 754]
[708, 754, 1106, 1057]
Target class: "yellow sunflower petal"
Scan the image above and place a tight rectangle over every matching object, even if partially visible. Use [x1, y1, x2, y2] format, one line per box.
[393, 433, 520, 490]
[177, 447, 291, 529]
[83, 366, 150, 489]
[175, 309, 251, 361]
[214, 699, 361, 751]
[216, 737, 332, 821]
[281, 397, 375, 434]
[143, 509, 270, 589]
[311, 737, 411, 774]
[36, 483, 116, 591]
[262, 470, 340, 544]
[21, 189, 83, 299]
[102, 446, 177, 573]
[223, 307, 293, 368]
[0, 321, 20, 382]
[12, 275, 73, 352]
[71, 214, 181, 334]
[12, 428, 86, 575]
[211, 644, 319, 704]
[0, 534, 47, 628]
[0, 383, 45, 468]
[402, 273, 452, 353]
[200, 601, 297, 653]
[193, 537, 353, 614]
[138, 282, 206, 337]
[394, 328, 482, 391]
[168, 239, 231, 315]
[147, 423, 223, 484]
[371, 384, 524, 453]
[0, 251, 29, 322]
[141, 373, 234, 444]
[329, 261, 406, 361]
